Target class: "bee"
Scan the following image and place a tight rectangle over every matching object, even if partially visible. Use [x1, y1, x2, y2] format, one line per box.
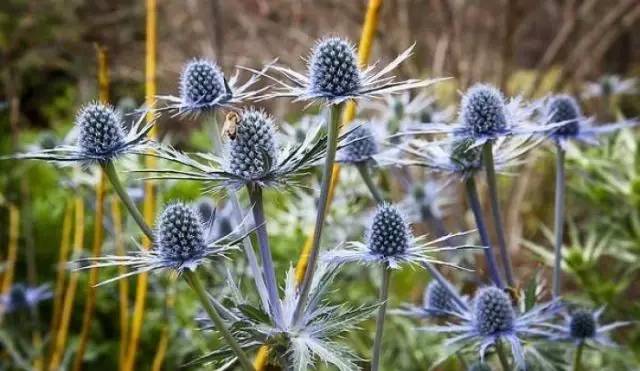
[222, 111, 240, 140]
[504, 286, 521, 304]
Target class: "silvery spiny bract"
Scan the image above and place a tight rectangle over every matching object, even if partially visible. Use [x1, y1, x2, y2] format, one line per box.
[423, 286, 561, 369]
[540, 94, 637, 148]
[157, 58, 268, 116]
[188, 264, 377, 371]
[142, 108, 357, 192]
[398, 179, 455, 224]
[322, 203, 478, 269]
[75, 202, 253, 284]
[582, 75, 638, 99]
[547, 307, 631, 346]
[10, 103, 153, 166]
[337, 123, 379, 164]
[250, 36, 446, 105]
[0, 283, 52, 314]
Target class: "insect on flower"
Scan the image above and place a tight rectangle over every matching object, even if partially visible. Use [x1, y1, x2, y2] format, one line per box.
[221, 111, 240, 141]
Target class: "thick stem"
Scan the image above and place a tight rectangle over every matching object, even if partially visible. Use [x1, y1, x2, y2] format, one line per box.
[183, 271, 254, 371]
[248, 185, 284, 328]
[495, 340, 511, 371]
[465, 177, 504, 288]
[102, 161, 154, 241]
[572, 341, 584, 371]
[552, 144, 566, 298]
[356, 162, 384, 204]
[371, 265, 391, 371]
[293, 104, 343, 324]
[482, 142, 514, 287]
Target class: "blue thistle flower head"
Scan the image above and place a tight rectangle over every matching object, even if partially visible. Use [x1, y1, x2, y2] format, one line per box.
[468, 362, 492, 371]
[227, 109, 277, 180]
[0, 283, 52, 313]
[339, 124, 378, 163]
[180, 59, 229, 110]
[569, 309, 596, 339]
[424, 281, 455, 313]
[367, 204, 411, 257]
[461, 84, 508, 137]
[546, 95, 581, 137]
[474, 287, 515, 336]
[309, 37, 361, 99]
[156, 203, 207, 267]
[77, 103, 125, 160]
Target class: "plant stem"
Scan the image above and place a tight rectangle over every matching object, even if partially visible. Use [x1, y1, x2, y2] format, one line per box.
[102, 161, 154, 241]
[572, 341, 584, 371]
[356, 163, 384, 204]
[495, 340, 511, 371]
[184, 270, 254, 371]
[293, 104, 343, 324]
[482, 142, 514, 287]
[464, 177, 504, 288]
[552, 143, 566, 298]
[248, 185, 284, 328]
[371, 264, 391, 371]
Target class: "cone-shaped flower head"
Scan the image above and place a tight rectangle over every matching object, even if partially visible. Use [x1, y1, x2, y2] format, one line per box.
[468, 362, 492, 371]
[227, 109, 277, 180]
[461, 84, 508, 137]
[547, 95, 581, 136]
[424, 281, 454, 312]
[77, 104, 125, 159]
[340, 124, 378, 163]
[474, 287, 515, 336]
[309, 37, 361, 98]
[156, 203, 207, 266]
[0, 283, 52, 313]
[367, 204, 410, 257]
[8, 284, 29, 310]
[569, 309, 596, 339]
[180, 59, 228, 109]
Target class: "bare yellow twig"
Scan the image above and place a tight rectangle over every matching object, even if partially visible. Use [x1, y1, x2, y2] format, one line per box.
[50, 201, 73, 334]
[0, 204, 20, 323]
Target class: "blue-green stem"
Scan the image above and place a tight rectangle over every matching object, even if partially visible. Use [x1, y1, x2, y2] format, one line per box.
[102, 161, 154, 240]
[248, 185, 284, 328]
[356, 162, 384, 204]
[184, 270, 255, 371]
[482, 142, 514, 287]
[465, 176, 504, 288]
[495, 340, 510, 371]
[371, 264, 391, 371]
[552, 143, 565, 298]
[572, 341, 584, 371]
[293, 104, 343, 325]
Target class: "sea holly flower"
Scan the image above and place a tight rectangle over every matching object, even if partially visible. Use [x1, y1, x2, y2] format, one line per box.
[76, 202, 253, 285]
[424, 286, 561, 369]
[140, 108, 356, 193]
[582, 75, 637, 99]
[10, 103, 152, 166]
[394, 281, 466, 318]
[249, 36, 446, 105]
[546, 307, 631, 346]
[399, 179, 455, 223]
[156, 58, 268, 117]
[337, 123, 379, 165]
[363, 91, 455, 129]
[541, 94, 637, 148]
[321, 203, 477, 270]
[0, 283, 52, 314]
[188, 264, 376, 371]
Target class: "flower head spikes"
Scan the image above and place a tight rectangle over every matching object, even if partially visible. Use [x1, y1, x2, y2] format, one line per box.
[322, 203, 478, 269]
[140, 108, 358, 193]
[337, 123, 379, 164]
[0, 283, 52, 314]
[188, 264, 377, 371]
[249, 36, 446, 105]
[541, 94, 638, 148]
[423, 286, 562, 369]
[548, 307, 631, 346]
[395, 281, 466, 318]
[10, 103, 153, 166]
[76, 202, 254, 285]
[156, 58, 269, 117]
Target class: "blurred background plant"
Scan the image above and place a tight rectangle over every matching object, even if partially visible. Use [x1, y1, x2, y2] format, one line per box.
[1, 0, 639, 370]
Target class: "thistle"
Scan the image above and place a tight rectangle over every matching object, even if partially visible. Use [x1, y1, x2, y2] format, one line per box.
[548, 307, 631, 346]
[395, 280, 466, 318]
[0, 283, 52, 314]
[157, 58, 268, 116]
[424, 286, 561, 369]
[337, 123, 379, 164]
[10, 103, 152, 166]
[249, 36, 445, 105]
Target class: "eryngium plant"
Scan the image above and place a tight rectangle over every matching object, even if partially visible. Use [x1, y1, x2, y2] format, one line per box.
[0, 283, 52, 314]
[337, 124, 379, 164]
[394, 281, 466, 318]
[549, 307, 631, 346]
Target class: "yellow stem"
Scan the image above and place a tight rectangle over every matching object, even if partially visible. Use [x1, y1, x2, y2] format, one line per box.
[124, 0, 156, 369]
[111, 197, 129, 370]
[257, 0, 383, 368]
[48, 196, 84, 371]
[0, 204, 20, 322]
[50, 201, 73, 334]
[150, 277, 176, 371]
